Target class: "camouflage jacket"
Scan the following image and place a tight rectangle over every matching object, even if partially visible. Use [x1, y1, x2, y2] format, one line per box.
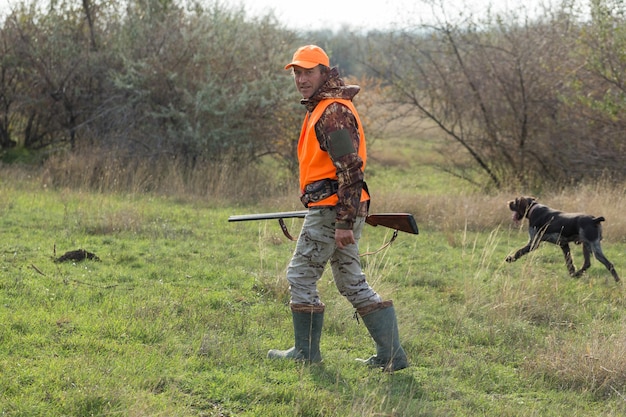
[301, 67, 368, 229]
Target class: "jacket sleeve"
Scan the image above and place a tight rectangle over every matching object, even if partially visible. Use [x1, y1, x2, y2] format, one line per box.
[315, 102, 364, 229]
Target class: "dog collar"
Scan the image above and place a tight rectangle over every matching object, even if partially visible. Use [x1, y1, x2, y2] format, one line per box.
[526, 203, 538, 218]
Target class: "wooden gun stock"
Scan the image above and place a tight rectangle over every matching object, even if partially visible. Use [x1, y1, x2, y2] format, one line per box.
[365, 213, 419, 235]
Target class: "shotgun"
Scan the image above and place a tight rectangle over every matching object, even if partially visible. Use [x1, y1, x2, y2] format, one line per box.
[228, 210, 418, 241]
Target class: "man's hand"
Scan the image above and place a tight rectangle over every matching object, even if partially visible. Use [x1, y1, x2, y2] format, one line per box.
[335, 228, 355, 249]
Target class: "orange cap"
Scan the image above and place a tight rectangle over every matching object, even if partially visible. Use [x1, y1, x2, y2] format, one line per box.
[284, 45, 330, 70]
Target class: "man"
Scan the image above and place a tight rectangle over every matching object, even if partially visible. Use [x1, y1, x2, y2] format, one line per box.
[267, 45, 408, 372]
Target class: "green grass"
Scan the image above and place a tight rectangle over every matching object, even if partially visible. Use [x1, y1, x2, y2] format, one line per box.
[1, 153, 626, 416]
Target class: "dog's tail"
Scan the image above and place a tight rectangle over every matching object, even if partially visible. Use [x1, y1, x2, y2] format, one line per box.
[594, 216, 605, 224]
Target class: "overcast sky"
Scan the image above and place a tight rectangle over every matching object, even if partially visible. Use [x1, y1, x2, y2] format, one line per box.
[0, 0, 553, 30]
[230, 0, 547, 30]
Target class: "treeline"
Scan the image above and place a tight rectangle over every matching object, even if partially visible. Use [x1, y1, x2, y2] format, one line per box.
[1, 0, 625, 192]
[0, 0, 304, 173]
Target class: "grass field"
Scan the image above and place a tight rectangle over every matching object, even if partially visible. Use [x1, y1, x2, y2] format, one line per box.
[1, 136, 626, 416]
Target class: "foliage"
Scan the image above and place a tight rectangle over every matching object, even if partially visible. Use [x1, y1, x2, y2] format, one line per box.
[0, 0, 303, 167]
[563, 0, 626, 173]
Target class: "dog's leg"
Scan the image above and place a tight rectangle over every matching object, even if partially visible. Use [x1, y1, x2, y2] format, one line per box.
[589, 242, 621, 282]
[560, 243, 577, 276]
[506, 229, 541, 263]
[506, 243, 532, 262]
[573, 243, 591, 277]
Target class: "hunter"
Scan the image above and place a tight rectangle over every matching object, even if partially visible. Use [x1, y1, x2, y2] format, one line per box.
[267, 45, 409, 372]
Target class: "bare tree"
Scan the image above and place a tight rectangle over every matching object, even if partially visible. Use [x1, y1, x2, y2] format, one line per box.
[363, 1, 621, 190]
[0, 22, 19, 151]
[1, 0, 113, 152]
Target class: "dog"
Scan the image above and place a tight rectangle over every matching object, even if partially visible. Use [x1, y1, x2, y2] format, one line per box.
[506, 196, 620, 282]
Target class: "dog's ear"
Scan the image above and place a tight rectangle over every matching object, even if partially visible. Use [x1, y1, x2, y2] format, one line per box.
[520, 196, 536, 206]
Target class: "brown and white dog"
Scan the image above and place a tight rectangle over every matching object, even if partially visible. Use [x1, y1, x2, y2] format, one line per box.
[506, 196, 620, 282]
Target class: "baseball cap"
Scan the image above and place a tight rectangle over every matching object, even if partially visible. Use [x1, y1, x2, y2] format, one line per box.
[284, 45, 330, 70]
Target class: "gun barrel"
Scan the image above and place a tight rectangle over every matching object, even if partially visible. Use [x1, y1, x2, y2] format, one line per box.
[228, 211, 308, 222]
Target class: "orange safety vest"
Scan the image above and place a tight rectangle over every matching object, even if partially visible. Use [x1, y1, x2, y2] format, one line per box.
[298, 98, 369, 207]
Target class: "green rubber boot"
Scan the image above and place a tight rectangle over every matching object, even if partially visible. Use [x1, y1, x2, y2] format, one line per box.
[356, 301, 409, 372]
[267, 304, 324, 363]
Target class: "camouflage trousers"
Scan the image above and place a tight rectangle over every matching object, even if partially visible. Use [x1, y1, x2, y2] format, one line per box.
[286, 207, 382, 309]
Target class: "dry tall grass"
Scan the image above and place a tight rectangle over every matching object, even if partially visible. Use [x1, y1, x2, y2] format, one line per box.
[34, 147, 295, 205]
[4, 147, 625, 241]
[375, 186, 626, 242]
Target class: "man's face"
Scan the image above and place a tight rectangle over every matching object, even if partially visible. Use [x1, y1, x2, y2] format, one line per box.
[292, 65, 325, 99]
